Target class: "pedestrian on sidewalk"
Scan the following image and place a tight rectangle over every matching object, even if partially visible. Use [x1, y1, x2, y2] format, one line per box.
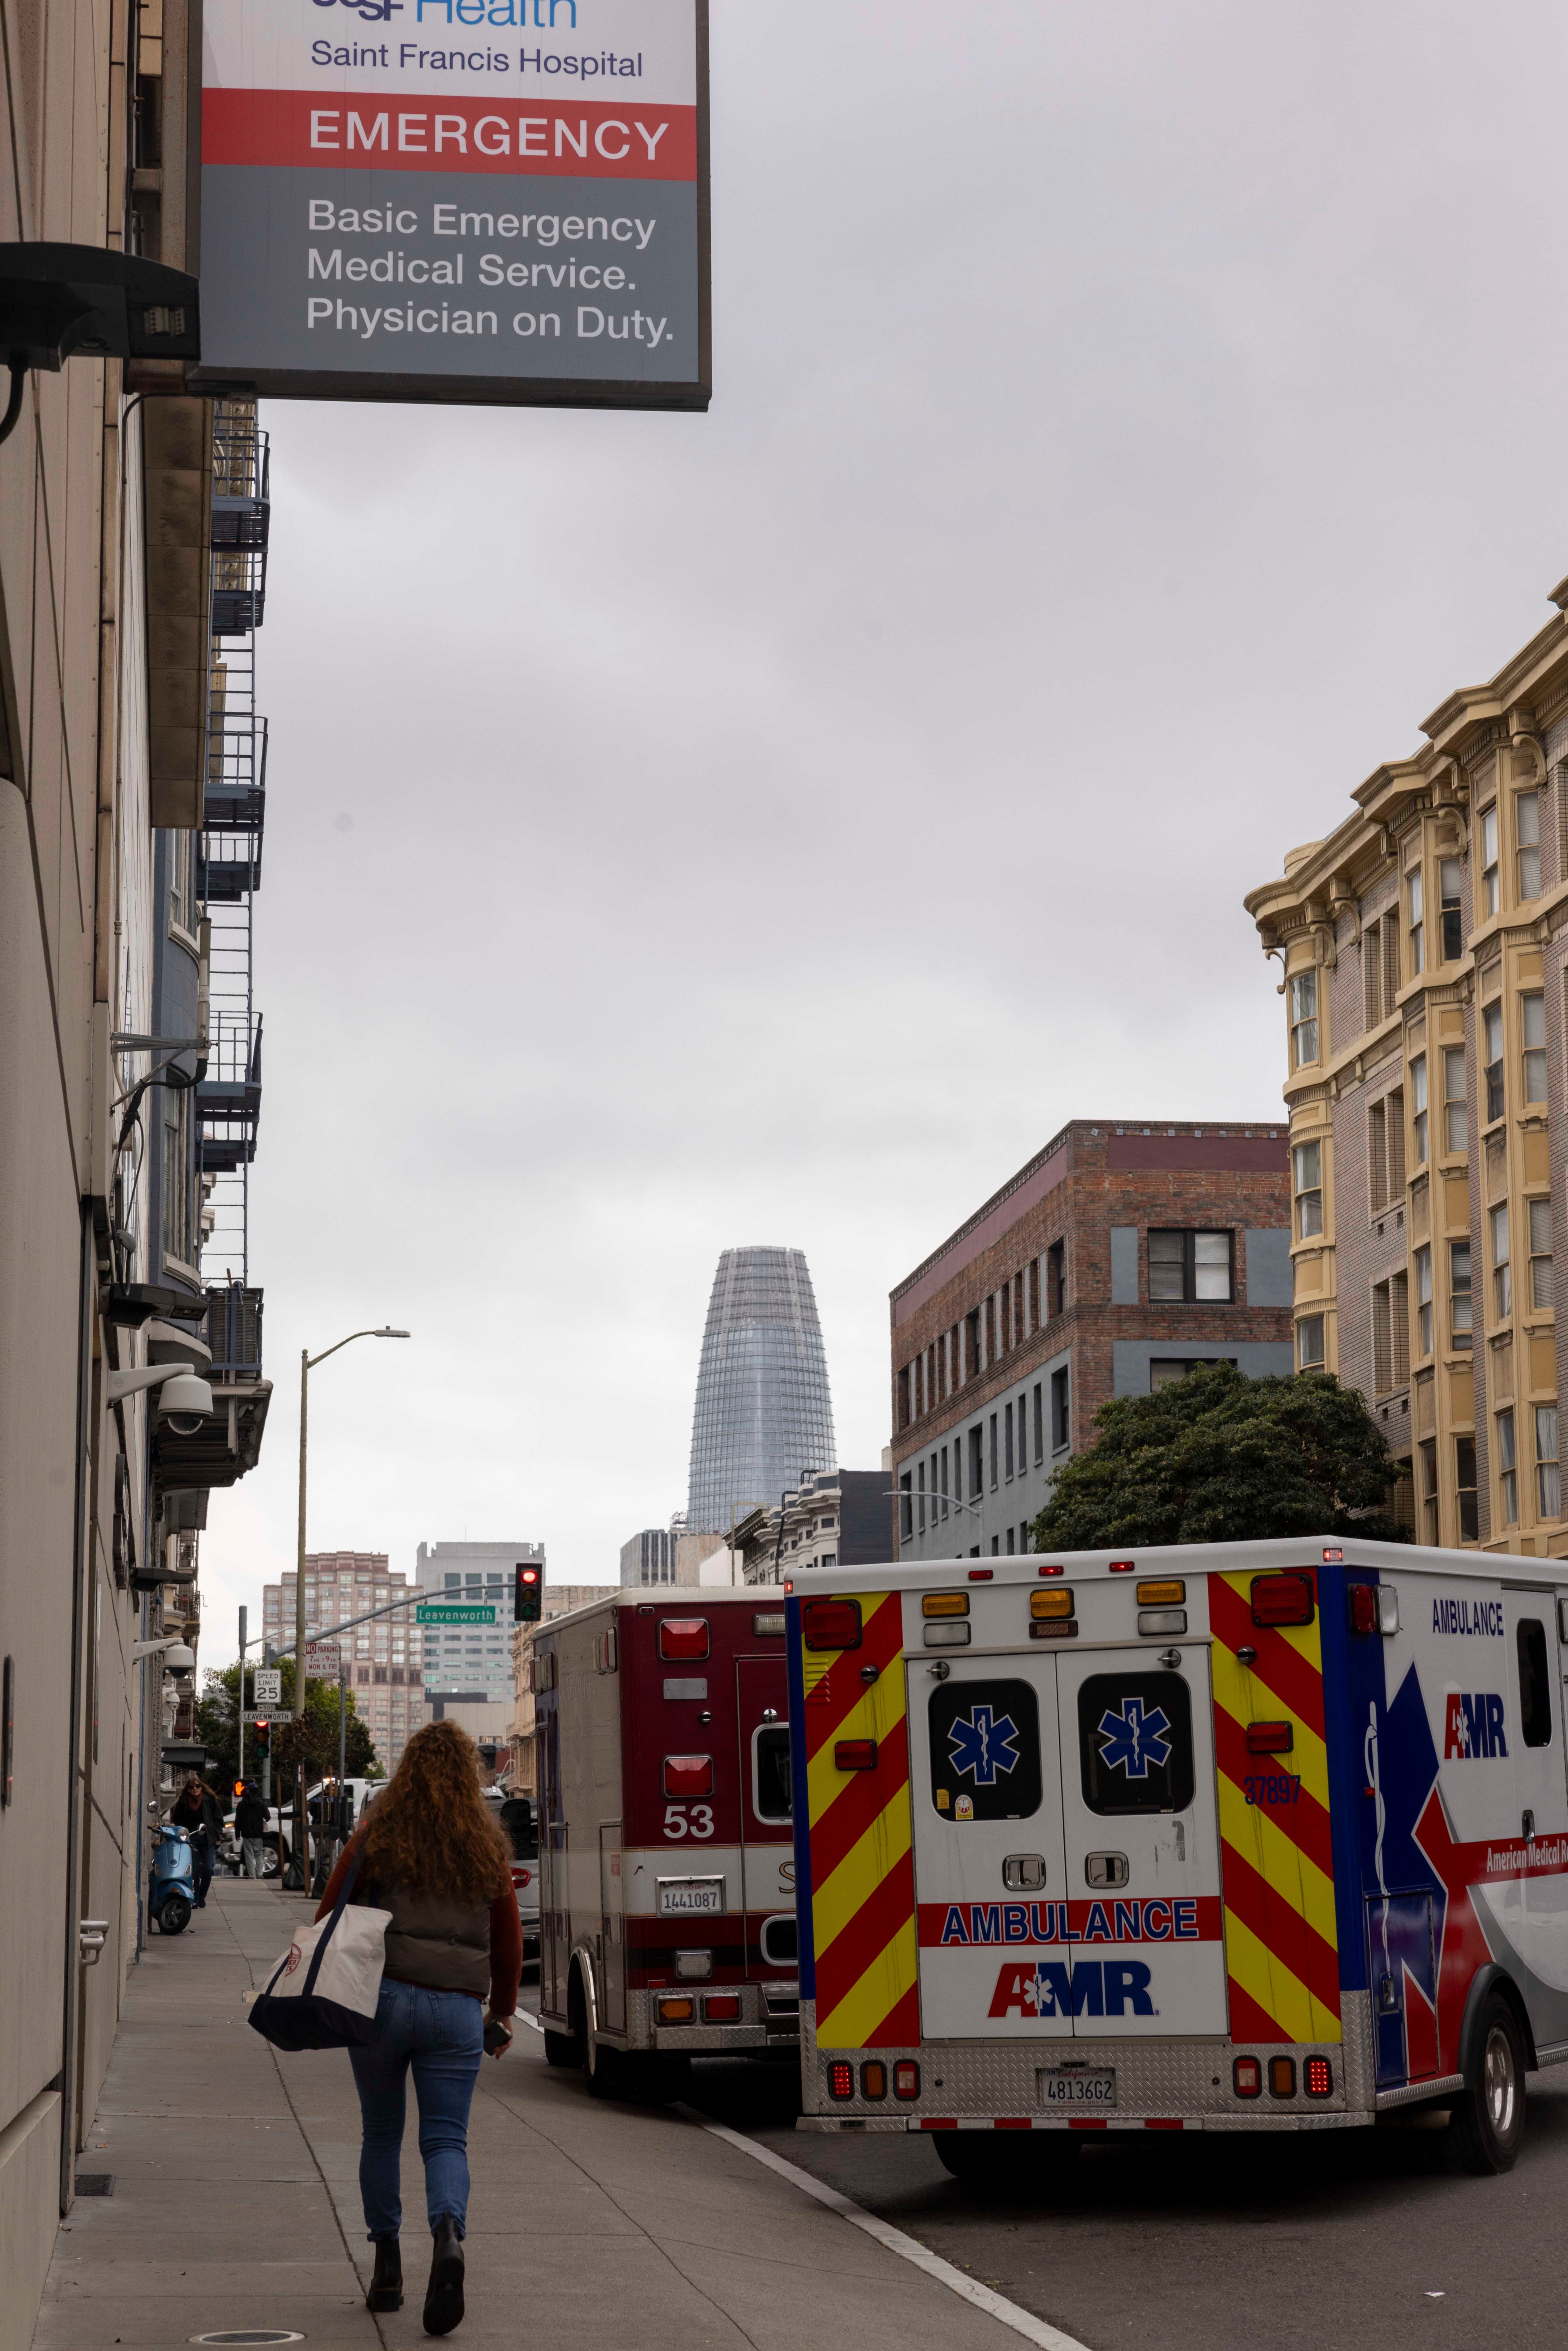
[234, 1781, 270, 1880]
[314, 1718, 520, 2338]
[167, 1773, 224, 1909]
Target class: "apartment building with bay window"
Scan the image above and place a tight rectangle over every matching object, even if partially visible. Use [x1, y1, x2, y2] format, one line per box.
[1246, 569, 1568, 1556]
[890, 1121, 1294, 1560]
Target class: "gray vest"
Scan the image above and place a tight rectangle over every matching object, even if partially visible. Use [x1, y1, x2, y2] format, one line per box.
[364, 1882, 491, 2001]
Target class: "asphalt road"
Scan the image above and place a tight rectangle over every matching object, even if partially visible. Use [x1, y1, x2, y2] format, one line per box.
[677, 2055, 1568, 2351]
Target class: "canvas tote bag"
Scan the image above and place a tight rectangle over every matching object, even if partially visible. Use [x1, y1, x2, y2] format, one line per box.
[249, 1852, 392, 2051]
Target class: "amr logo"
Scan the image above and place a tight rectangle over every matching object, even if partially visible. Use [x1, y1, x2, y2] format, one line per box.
[1443, 1692, 1508, 1759]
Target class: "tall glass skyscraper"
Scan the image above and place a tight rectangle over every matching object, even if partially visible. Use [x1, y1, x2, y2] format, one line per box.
[686, 1247, 837, 1535]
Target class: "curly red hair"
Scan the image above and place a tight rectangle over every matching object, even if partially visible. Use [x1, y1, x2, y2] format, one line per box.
[356, 1719, 510, 1906]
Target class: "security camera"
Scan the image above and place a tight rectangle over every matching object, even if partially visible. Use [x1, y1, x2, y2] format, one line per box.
[162, 1640, 196, 1671]
[158, 1369, 214, 1437]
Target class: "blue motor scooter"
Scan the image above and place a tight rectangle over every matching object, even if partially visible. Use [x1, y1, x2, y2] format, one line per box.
[149, 1823, 195, 1934]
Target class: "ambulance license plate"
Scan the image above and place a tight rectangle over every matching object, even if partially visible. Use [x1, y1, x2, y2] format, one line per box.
[657, 1877, 724, 1917]
[1039, 2067, 1116, 2110]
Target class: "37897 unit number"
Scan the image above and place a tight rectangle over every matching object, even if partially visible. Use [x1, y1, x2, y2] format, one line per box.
[1243, 1774, 1302, 1807]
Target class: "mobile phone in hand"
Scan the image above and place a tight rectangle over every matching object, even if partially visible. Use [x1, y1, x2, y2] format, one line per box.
[483, 2017, 511, 2055]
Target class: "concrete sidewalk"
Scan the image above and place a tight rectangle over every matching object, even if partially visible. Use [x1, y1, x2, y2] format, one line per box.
[32, 1876, 1024, 2351]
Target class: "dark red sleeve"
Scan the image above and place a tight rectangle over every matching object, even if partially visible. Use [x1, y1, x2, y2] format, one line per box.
[489, 1888, 523, 2017]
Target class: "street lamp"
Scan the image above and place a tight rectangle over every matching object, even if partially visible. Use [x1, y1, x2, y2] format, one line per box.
[883, 1488, 992, 1555]
[294, 1326, 410, 1888]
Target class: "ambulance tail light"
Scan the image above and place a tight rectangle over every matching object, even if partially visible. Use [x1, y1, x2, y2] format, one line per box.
[803, 1599, 862, 1651]
[1246, 1721, 1293, 1754]
[704, 1994, 741, 2022]
[834, 1739, 879, 1771]
[1031, 1589, 1074, 1619]
[657, 1997, 695, 2024]
[1136, 1580, 1185, 1605]
[1349, 1583, 1399, 1636]
[923, 1593, 969, 1617]
[893, 2061, 920, 2100]
[1232, 2056, 1262, 2098]
[827, 2061, 855, 2100]
[860, 2061, 888, 2100]
[1269, 2057, 1296, 2099]
[1304, 2056, 1333, 2098]
[662, 1754, 714, 1797]
[659, 1618, 710, 1662]
[1250, 1572, 1315, 1627]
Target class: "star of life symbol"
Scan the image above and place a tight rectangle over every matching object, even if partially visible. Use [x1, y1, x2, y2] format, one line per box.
[1095, 1696, 1172, 1781]
[947, 1704, 1021, 1787]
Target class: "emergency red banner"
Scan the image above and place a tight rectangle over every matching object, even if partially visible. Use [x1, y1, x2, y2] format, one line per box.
[202, 89, 699, 180]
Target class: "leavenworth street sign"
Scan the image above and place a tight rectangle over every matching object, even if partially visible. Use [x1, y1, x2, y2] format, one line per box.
[194, 0, 710, 410]
[243, 1709, 294, 1724]
[416, 1603, 497, 1625]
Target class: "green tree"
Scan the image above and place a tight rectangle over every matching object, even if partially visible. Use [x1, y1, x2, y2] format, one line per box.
[196, 1656, 382, 1806]
[1030, 1364, 1409, 1553]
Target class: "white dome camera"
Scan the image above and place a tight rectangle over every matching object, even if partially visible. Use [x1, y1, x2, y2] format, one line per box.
[158, 1370, 214, 1437]
[162, 1640, 196, 1671]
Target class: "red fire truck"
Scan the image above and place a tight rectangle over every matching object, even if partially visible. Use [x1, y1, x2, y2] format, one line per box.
[534, 1589, 800, 2097]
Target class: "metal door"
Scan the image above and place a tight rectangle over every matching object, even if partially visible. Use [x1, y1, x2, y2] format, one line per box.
[906, 1652, 1070, 2039]
[1051, 1645, 1229, 2037]
[735, 1654, 794, 1973]
[599, 1821, 626, 2032]
[1494, 1589, 1568, 2046]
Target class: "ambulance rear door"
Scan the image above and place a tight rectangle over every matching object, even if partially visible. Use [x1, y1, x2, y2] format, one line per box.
[1497, 1585, 1568, 2042]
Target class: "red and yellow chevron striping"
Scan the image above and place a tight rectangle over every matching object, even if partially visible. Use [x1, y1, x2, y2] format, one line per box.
[1208, 1570, 1340, 2046]
[804, 1591, 919, 2049]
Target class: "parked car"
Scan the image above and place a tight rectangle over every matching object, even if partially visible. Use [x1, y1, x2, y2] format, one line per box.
[487, 1792, 540, 1961]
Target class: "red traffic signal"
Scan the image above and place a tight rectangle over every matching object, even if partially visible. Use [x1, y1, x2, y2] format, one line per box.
[514, 1562, 543, 1624]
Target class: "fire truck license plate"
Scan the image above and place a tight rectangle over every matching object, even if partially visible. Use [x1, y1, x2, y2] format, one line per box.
[1039, 2068, 1116, 2109]
[657, 1878, 724, 1917]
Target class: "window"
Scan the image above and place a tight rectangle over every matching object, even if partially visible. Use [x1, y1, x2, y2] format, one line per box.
[1529, 1199, 1553, 1311]
[1050, 1365, 1070, 1451]
[1419, 1439, 1439, 1545]
[1451, 1241, 1472, 1342]
[1372, 1274, 1409, 1395]
[1522, 992, 1547, 1103]
[1456, 1435, 1479, 1541]
[899, 1472, 912, 1545]
[753, 1725, 792, 1823]
[1517, 790, 1541, 901]
[1408, 866, 1424, 974]
[1290, 970, 1319, 1066]
[1078, 1672, 1194, 1816]
[1440, 858, 1463, 962]
[1491, 1203, 1511, 1317]
[917, 1458, 926, 1534]
[1148, 1230, 1233, 1303]
[939, 1444, 949, 1520]
[1483, 1002, 1505, 1122]
[989, 1414, 998, 1491]
[968, 1424, 983, 1500]
[1410, 1055, 1427, 1166]
[1369, 1091, 1405, 1212]
[1293, 1139, 1323, 1237]
[1414, 1246, 1432, 1357]
[929, 1679, 1042, 1822]
[1536, 1405, 1560, 1520]
[1517, 1618, 1551, 1747]
[1046, 1239, 1066, 1319]
[898, 1367, 911, 1429]
[1363, 913, 1400, 1027]
[1004, 1404, 1014, 1482]
[1481, 803, 1499, 916]
[169, 831, 196, 938]
[966, 1309, 981, 1380]
[160, 1084, 191, 1266]
[1005, 1527, 1016, 1555]
[1032, 1384, 1043, 1465]
[1443, 1046, 1467, 1154]
[1497, 1408, 1517, 1525]
[1297, 1315, 1325, 1369]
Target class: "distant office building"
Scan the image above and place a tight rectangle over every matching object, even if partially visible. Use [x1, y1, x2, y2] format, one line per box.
[619, 1524, 731, 1587]
[686, 1246, 837, 1534]
[416, 1539, 539, 1706]
[890, 1121, 1294, 1560]
[733, 1469, 895, 1587]
[263, 1551, 427, 1773]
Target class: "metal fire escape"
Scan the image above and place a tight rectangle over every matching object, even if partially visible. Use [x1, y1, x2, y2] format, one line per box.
[197, 399, 268, 1319]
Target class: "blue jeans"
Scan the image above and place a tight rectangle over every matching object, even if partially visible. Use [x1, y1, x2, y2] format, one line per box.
[349, 1979, 483, 2240]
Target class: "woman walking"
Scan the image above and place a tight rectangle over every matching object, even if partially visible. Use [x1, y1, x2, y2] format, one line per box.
[313, 1719, 521, 2335]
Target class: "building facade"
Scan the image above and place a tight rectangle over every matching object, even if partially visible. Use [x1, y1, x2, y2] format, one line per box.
[734, 1468, 896, 1586]
[619, 1524, 728, 1586]
[415, 1539, 535, 1707]
[686, 1245, 837, 1533]
[890, 1121, 1294, 1560]
[264, 1554, 425, 1773]
[1247, 571, 1568, 1558]
[506, 1582, 617, 1795]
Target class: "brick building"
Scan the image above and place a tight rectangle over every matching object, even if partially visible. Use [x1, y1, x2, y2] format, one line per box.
[263, 1552, 427, 1772]
[890, 1121, 1294, 1559]
[1246, 569, 1568, 1558]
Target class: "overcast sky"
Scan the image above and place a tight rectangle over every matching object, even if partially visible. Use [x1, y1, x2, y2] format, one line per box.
[201, 0, 1568, 1667]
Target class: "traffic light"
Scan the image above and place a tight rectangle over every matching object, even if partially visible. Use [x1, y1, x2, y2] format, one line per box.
[232, 1778, 245, 1803]
[253, 1718, 270, 1757]
[514, 1561, 543, 1623]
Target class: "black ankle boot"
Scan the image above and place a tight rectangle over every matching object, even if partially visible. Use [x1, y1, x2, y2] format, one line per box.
[368, 2235, 403, 2311]
[422, 2216, 465, 2336]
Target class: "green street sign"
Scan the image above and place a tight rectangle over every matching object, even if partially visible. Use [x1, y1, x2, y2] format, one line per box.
[415, 1603, 497, 1626]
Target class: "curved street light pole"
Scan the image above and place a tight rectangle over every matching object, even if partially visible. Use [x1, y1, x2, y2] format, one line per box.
[294, 1327, 410, 1890]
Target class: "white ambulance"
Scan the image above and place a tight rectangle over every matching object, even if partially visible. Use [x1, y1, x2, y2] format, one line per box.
[786, 1538, 1568, 2178]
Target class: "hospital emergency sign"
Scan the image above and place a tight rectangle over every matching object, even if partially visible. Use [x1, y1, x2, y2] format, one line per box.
[195, 0, 710, 409]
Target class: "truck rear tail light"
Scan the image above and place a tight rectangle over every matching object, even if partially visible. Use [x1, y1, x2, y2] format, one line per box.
[512, 1867, 532, 1888]
[1349, 1583, 1377, 1635]
[1250, 1572, 1314, 1627]
[893, 2061, 920, 2099]
[704, 1994, 741, 2021]
[835, 1739, 878, 1771]
[923, 1593, 969, 1617]
[1246, 1722, 1293, 1754]
[1136, 1579, 1185, 1605]
[658, 1997, 695, 2024]
[860, 2061, 888, 2099]
[663, 1754, 714, 1796]
[659, 1618, 710, 1661]
[1031, 1590, 1074, 1619]
[827, 2061, 855, 2100]
[1138, 1609, 1187, 1637]
[1269, 2057, 1296, 2099]
[1109, 1560, 1136, 1573]
[1037, 1563, 1065, 1577]
[1304, 2056, 1332, 2098]
[803, 1599, 862, 1651]
[1232, 2056, 1262, 2099]
[967, 1568, 993, 1581]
